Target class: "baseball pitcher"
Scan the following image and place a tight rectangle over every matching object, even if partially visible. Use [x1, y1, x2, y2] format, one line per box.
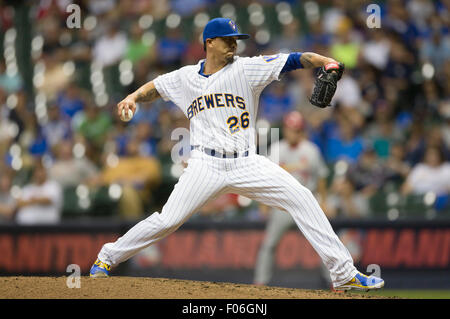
[90, 18, 384, 291]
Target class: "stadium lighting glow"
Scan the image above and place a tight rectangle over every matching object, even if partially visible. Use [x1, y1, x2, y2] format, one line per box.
[11, 156, 22, 171]
[256, 118, 271, 131]
[236, 40, 246, 54]
[33, 61, 44, 73]
[138, 14, 154, 29]
[119, 60, 134, 86]
[6, 63, 18, 76]
[6, 94, 18, 109]
[194, 12, 210, 28]
[90, 71, 104, 85]
[73, 143, 86, 159]
[4, 28, 18, 80]
[33, 73, 44, 88]
[304, 1, 320, 24]
[10, 185, 22, 199]
[33, 62, 46, 88]
[166, 13, 181, 29]
[83, 16, 97, 31]
[278, 11, 294, 25]
[8, 144, 21, 158]
[387, 193, 400, 206]
[334, 160, 349, 176]
[249, 12, 265, 26]
[255, 29, 270, 45]
[275, 2, 291, 13]
[76, 184, 89, 199]
[90, 61, 102, 72]
[4, 28, 16, 44]
[35, 104, 47, 118]
[35, 92, 46, 105]
[170, 163, 184, 178]
[422, 63, 435, 79]
[387, 209, 399, 221]
[108, 184, 123, 199]
[37, 115, 48, 126]
[78, 198, 91, 210]
[119, 71, 134, 86]
[4, 46, 16, 62]
[237, 195, 252, 207]
[106, 153, 119, 168]
[119, 59, 132, 73]
[31, 35, 44, 52]
[92, 82, 106, 93]
[424, 192, 436, 206]
[31, 35, 44, 59]
[247, 3, 263, 15]
[7, 123, 19, 139]
[95, 93, 109, 106]
[63, 61, 75, 76]
[220, 3, 236, 19]
[142, 31, 156, 46]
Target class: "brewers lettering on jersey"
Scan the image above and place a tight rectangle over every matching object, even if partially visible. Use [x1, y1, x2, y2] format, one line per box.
[90, 18, 385, 291]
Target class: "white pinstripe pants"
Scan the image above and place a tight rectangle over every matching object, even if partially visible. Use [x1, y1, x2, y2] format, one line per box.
[98, 150, 357, 286]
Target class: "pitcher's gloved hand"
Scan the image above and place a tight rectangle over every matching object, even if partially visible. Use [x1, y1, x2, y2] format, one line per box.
[309, 62, 344, 108]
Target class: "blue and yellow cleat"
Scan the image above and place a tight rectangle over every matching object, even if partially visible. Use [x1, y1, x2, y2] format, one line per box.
[335, 272, 384, 291]
[89, 259, 111, 278]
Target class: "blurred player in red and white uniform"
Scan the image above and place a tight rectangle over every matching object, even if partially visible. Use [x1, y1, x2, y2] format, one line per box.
[254, 111, 329, 285]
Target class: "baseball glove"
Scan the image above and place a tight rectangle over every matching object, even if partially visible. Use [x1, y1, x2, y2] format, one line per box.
[309, 62, 344, 108]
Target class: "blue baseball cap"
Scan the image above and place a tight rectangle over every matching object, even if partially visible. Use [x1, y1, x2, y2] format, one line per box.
[203, 18, 250, 43]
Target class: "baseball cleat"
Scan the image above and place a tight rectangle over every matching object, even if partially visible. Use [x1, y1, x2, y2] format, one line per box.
[89, 258, 111, 278]
[334, 272, 384, 291]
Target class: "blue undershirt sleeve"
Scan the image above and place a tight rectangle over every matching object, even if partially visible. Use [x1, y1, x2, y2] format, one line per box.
[280, 52, 304, 73]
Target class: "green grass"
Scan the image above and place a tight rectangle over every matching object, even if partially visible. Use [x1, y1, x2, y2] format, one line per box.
[348, 290, 450, 299]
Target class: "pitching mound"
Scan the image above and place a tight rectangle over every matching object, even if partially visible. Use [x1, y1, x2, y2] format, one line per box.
[0, 276, 392, 299]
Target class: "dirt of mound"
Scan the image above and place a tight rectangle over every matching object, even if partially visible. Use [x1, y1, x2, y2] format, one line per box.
[0, 276, 394, 299]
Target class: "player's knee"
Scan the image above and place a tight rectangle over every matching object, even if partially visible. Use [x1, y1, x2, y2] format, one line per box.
[144, 212, 182, 229]
[162, 215, 186, 231]
[283, 185, 317, 209]
[298, 185, 314, 197]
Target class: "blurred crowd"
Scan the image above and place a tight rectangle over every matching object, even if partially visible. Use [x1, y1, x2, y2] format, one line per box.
[0, 0, 450, 225]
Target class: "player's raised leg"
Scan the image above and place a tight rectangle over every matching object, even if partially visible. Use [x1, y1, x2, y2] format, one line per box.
[90, 155, 227, 277]
[229, 154, 384, 290]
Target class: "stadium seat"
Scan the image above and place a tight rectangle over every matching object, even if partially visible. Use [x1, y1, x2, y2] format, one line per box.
[398, 194, 431, 219]
[61, 185, 119, 219]
[61, 186, 89, 218]
[368, 189, 389, 218]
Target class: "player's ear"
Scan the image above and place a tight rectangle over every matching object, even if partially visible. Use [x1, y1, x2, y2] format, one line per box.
[205, 38, 214, 51]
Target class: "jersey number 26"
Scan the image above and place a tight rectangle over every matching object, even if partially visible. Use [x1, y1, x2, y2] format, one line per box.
[227, 112, 250, 134]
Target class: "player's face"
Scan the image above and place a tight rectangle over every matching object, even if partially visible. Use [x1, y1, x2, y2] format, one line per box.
[283, 127, 303, 145]
[210, 36, 237, 62]
[33, 166, 47, 185]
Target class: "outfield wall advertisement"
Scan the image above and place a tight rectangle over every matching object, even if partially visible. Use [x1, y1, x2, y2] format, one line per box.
[0, 219, 449, 288]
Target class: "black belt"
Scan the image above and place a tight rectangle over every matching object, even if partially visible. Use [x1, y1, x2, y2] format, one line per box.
[191, 146, 249, 159]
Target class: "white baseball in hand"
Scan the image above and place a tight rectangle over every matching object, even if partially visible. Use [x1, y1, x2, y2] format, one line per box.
[121, 108, 134, 122]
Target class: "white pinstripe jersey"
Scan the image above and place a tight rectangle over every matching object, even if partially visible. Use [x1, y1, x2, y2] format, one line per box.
[153, 53, 289, 153]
